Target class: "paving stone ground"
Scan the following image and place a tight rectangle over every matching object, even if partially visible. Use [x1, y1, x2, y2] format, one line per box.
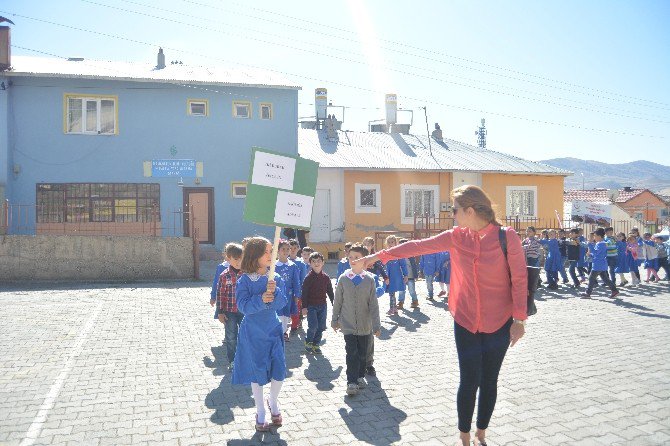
[1, 264, 670, 445]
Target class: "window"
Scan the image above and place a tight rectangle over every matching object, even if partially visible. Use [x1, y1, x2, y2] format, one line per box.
[355, 183, 381, 214]
[187, 99, 209, 116]
[400, 184, 439, 224]
[36, 183, 160, 223]
[260, 103, 273, 120]
[506, 186, 537, 217]
[232, 101, 251, 119]
[64, 94, 118, 134]
[231, 182, 247, 198]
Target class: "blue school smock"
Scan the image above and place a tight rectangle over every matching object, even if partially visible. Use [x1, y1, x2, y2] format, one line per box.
[591, 241, 608, 271]
[232, 273, 287, 386]
[385, 259, 408, 293]
[642, 240, 659, 270]
[539, 239, 562, 272]
[577, 236, 587, 267]
[336, 258, 350, 282]
[438, 251, 451, 284]
[419, 252, 442, 276]
[614, 241, 630, 273]
[275, 260, 301, 317]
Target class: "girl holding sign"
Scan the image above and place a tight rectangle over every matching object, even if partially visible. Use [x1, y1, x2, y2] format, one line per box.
[232, 237, 288, 431]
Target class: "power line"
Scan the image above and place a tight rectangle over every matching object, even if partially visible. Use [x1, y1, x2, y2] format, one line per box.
[12, 41, 665, 140]
[59, 1, 669, 123]
[102, 0, 670, 121]
[183, 0, 670, 109]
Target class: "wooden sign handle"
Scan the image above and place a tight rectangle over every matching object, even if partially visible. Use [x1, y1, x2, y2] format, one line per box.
[268, 226, 282, 279]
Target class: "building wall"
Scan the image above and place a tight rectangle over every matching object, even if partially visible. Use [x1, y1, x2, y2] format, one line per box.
[620, 191, 668, 222]
[6, 76, 298, 247]
[342, 170, 452, 245]
[481, 173, 565, 221]
[0, 75, 9, 210]
[0, 235, 193, 281]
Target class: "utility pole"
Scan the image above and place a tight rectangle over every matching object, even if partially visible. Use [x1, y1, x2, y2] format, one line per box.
[475, 118, 487, 148]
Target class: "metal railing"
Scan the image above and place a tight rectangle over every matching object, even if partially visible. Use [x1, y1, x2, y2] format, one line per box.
[1, 200, 190, 237]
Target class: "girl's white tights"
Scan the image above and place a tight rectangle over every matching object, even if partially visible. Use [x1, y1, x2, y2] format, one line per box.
[251, 380, 283, 422]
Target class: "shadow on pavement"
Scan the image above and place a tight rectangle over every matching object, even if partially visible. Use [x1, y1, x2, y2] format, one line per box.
[204, 345, 254, 425]
[304, 353, 343, 391]
[338, 378, 407, 446]
[227, 431, 288, 446]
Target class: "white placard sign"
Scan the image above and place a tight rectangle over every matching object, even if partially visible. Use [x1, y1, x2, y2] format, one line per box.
[274, 191, 314, 228]
[250, 151, 296, 190]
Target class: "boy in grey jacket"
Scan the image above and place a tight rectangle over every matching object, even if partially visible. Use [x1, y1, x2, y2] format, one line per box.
[332, 244, 381, 396]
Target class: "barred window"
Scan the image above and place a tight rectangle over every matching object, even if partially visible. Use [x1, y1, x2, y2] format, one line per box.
[36, 183, 160, 223]
[360, 189, 376, 207]
[400, 184, 439, 224]
[506, 187, 537, 217]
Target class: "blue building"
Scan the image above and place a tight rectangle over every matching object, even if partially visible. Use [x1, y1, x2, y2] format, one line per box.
[0, 48, 300, 247]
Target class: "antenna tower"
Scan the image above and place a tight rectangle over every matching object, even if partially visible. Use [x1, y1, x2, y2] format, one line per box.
[475, 118, 487, 148]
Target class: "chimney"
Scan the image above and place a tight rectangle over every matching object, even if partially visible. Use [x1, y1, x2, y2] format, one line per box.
[156, 47, 165, 70]
[315, 88, 327, 120]
[431, 122, 443, 141]
[385, 93, 397, 125]
[0, 26, 11, 71]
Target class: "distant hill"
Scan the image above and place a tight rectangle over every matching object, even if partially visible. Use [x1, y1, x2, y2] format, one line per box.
[539, 158, 670, 193]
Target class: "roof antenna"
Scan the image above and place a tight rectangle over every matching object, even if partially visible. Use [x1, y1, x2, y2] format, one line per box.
[422, 106, 433, 158]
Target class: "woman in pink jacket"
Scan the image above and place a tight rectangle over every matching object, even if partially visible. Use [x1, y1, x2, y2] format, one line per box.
[356, 185, 528, 446]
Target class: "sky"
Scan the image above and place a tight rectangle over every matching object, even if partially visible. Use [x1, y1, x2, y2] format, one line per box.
[2, 0, 669, 163]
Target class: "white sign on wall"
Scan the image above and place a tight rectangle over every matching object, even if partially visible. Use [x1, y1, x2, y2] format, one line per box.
[250, 151, 296, 190]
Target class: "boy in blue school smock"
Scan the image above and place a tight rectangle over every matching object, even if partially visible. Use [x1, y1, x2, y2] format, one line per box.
[337, 242, 353, 281]
[275, 240, 302, 341]
[582, 228, 619, 298]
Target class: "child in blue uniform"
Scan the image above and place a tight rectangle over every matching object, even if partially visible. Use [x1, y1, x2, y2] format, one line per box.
[397, 239, 419, 309]
[438, 251, 451, 300]
[539, 229, 562, 290]
[642, 232, 661, 282]
[583, 228, 619, 298]
[384, 235, 407, 315]
[337, 242, 353, 282]
[275, 240, 302, 341]
[232, 237, 288, 432]
[614, 232, 630, 286]
[419, 251, 442, 300]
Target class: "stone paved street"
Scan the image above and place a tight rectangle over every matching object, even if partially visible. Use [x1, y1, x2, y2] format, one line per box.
[1, 268, 670, 445]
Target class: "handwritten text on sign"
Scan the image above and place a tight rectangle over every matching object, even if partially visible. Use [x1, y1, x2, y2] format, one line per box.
[251, 152, 296, 190]
[274, 191, 314, 228]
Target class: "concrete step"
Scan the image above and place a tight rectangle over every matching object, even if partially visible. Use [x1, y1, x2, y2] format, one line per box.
[199, 244, 222, 262]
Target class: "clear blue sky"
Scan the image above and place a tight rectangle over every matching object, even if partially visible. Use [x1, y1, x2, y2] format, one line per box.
[3, 0, 669, 163]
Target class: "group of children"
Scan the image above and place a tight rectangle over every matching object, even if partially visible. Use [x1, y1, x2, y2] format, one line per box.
[522, 225, 670, 298]
[207, 233, 456, 430]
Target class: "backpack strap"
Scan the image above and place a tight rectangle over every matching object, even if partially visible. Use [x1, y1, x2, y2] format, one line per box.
[498, 226, 508, 259]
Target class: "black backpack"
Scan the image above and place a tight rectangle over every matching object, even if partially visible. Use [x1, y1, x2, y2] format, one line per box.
[498, 227, 538, 316]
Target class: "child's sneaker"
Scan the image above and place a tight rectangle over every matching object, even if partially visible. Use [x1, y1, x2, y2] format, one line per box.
[410, 300, 419, 308]
[438, 291, 446, 297]
[312, 345, 322, 354]
[357, 377, 367, 388]
[346, 383, 358, 395]
[580, 292, 591, 298]
[386, 308, 394, 315]
[397, 301, 404, 310]
[284, 333, 290, 342]
[392, 306, 398, 315]
[609, 290, 620, 299]
[304, 342, 313, 353]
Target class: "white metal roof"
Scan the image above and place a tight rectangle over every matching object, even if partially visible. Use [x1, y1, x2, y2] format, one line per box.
[6, 56, 301, 90]
[298, 128, 572, 175]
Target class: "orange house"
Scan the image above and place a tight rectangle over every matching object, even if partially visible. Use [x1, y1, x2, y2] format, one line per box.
[298, 128, 570, 257]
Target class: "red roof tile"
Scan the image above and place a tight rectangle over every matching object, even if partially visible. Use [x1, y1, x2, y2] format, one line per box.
[564, 188, 645, 203]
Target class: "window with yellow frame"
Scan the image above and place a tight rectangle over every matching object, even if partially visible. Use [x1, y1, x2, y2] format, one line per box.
[260, 103, 273, 120]
[232, 101, 251, 119]
[63, 94, 118, 135]
[231, 182, 247, 198]
[187, 99, 209, 116]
